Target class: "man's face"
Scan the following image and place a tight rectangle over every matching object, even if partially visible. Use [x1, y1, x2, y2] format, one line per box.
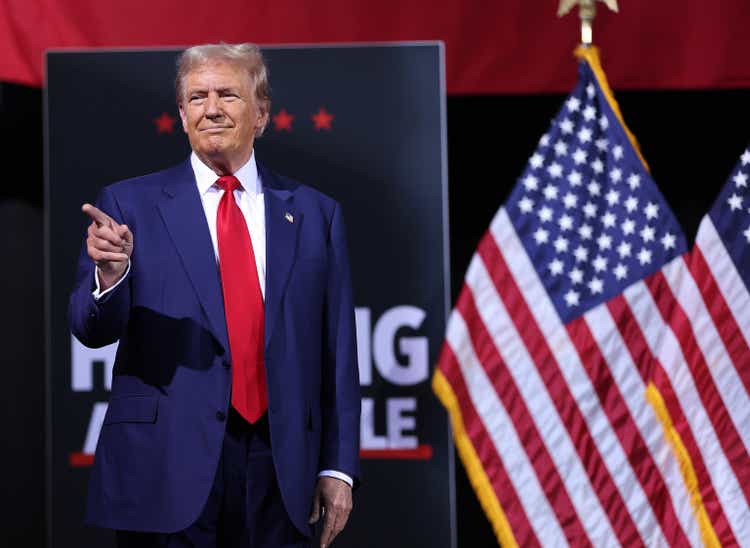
[178, 61, 267, 169]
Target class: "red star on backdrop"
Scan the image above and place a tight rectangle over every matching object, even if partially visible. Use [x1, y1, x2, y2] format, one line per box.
[311, 107, 334, 131]
[154, 112, 176, 134]
[273, 109, 294, 131]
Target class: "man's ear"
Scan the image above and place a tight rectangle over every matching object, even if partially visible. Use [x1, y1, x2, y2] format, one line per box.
[178, 103, 189, 133]
[255, 108, 270, 137]
[257, 109, 269, 132]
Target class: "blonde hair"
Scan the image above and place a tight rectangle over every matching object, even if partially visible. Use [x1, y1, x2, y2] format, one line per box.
[175, 43, 271, 136]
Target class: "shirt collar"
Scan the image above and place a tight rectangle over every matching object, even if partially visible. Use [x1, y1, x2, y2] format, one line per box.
[190, 151, 261, 196]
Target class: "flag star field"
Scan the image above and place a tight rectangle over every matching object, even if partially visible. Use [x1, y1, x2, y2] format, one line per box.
[506, 63, 686, 322]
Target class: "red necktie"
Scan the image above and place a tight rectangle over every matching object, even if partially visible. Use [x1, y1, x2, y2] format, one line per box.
[216, 175, 267, 423]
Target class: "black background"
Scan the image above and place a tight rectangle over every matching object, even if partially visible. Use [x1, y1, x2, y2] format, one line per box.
[1, 51, 748, 546]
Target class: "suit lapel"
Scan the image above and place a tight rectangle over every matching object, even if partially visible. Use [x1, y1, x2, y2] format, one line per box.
[261, 164, 299, 351]
[157, 160, 229, 354]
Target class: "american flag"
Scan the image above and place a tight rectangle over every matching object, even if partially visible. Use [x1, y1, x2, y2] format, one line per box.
[433, 47, 749, 546]
[646, 146, 750, 546]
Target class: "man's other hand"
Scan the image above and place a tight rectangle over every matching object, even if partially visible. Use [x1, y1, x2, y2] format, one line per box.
[308, 476, 353, 548]
[82, 203, 133, 291]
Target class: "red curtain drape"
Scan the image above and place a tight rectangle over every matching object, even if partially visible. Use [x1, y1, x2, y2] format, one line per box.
[1, 0, 748, 93]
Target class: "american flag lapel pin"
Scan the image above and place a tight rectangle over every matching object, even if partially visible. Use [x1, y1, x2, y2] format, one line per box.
[285, 212, 294, 224]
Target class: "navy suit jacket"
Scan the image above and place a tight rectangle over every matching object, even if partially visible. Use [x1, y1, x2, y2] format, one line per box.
[68, 159, 361, 535]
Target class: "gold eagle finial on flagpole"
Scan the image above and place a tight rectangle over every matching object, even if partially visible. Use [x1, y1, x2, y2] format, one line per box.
[558, 0, 619, 45]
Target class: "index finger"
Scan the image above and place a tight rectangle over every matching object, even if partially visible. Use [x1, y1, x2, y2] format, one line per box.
[320, 510, 339, 548]
[82, 203, 112, 228]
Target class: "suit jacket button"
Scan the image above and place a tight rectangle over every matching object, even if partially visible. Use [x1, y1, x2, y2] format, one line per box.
[216, 411, 226, 422]
[222, 360, 230, 369]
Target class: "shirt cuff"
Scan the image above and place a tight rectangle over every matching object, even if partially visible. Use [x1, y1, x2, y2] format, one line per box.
[318, 470, 353, 487]
[92, 260, 131, 301]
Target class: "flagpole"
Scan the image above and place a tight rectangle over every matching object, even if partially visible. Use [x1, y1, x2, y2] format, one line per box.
[558, 0, 619, 46]
[579, 1, 594, 45]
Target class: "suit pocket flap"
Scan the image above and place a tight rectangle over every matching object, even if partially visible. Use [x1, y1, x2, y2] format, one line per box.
[104, 395, 158, 425]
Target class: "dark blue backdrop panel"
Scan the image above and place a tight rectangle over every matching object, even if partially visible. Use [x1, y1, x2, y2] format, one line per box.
[46, 44, 453, 548]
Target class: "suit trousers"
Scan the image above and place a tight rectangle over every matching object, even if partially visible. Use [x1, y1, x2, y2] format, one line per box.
[116, 409, 312, 548]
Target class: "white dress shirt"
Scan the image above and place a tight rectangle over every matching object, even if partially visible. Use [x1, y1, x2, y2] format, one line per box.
[93, 151, 353, 487]
[191, 151, 267, 296]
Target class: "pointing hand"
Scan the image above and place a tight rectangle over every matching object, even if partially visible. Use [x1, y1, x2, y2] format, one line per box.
[82, 203, 133, 291]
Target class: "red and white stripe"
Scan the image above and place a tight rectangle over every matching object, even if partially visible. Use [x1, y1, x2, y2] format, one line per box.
[657, 259, 750, 483]
[437, 207, 719, 546]
[622, 277, 745, 544]
[639, 215, 750, 543]
[692, 217, 750, 401]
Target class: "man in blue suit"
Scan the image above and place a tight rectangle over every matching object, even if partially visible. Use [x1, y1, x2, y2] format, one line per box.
[68, 43, 360, 548]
